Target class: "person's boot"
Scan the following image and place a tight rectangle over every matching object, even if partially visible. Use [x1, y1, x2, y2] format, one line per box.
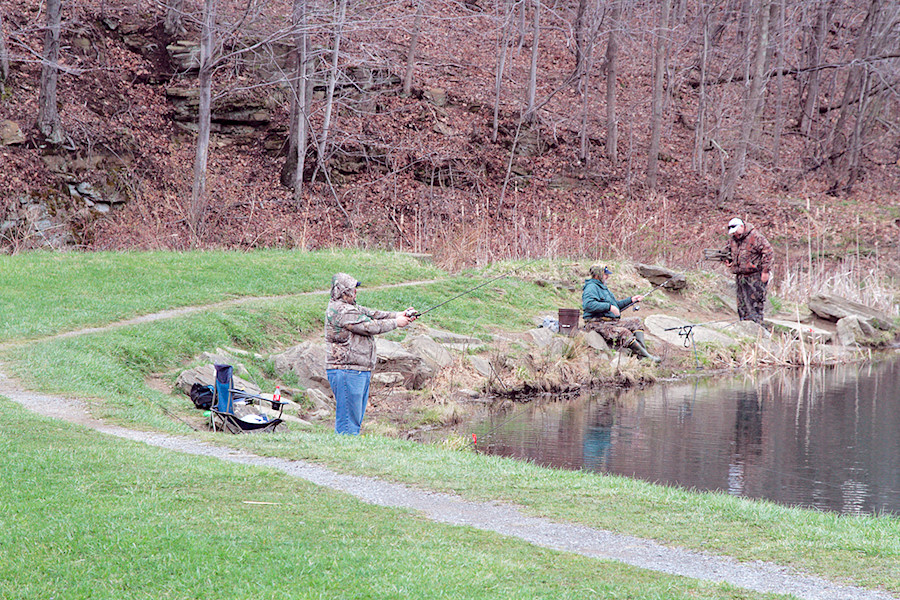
[628, 339, 661, 363]
[634, 332, 662, 362]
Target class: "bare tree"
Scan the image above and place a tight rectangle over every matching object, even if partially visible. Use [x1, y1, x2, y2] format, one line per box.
[165, 0, 186, 37]
[312, 0, 348, 182]
[605, 0, 622, 163]
[289, 0, 310, 206]
[0, 10, 9, 89]
[189, 0, 216, 236]
[402, 0, 425, 96]
[573, 0, 590, 81]
[769, 0, 785, 166]
[692, 0, 711, 175]
[647, 0, 672, 190]
[492, 0, 516, 141]
[798, 0, 833, 137]
[838, 1, 900, 193]
[719, 0, 771, 203]
[37, 0, 64, 145]
[575, 0, 603, 163]
[524, 0, 541, 119]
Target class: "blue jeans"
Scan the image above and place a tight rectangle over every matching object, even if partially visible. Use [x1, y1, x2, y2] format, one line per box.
[327, 369, 372, 435]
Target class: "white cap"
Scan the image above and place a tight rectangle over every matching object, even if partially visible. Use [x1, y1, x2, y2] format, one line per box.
[727, 217, 744, 231]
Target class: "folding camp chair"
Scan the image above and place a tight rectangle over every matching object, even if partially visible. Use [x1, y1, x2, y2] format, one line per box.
[209, 364, 287, 434]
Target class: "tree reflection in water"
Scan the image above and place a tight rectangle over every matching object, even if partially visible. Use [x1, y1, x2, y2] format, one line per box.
[473, 357, 900, 515]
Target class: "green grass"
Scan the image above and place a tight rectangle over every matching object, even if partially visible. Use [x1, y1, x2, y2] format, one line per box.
[0, 249, 444, 341]
[2, 248, 899, 596]
[0, 400, 785, 600]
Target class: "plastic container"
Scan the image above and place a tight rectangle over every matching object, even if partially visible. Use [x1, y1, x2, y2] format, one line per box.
[558, 308, 581, 336]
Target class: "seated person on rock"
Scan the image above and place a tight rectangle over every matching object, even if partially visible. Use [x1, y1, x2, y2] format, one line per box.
[582, 265, 660, 362]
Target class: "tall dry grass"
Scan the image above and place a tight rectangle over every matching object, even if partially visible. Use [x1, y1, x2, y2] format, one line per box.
[777, 257, 899, 318]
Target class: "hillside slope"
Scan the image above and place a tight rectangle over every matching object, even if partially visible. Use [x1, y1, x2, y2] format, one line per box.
[1, 0, 898, 274]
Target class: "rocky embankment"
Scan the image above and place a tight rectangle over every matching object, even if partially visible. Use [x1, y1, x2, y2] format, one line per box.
[170, 266, 898, 435]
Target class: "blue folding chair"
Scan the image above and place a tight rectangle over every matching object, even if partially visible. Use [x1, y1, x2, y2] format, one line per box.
[209, 364, 287, 434]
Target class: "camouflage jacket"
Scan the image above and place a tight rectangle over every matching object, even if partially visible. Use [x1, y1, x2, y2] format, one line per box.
[325, 273, 398, 371]
[723, 223, 774, 276]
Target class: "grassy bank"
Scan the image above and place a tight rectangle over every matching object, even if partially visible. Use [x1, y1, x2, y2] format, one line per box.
[2, 249, 899, 595]
[2, 401, 785, 600]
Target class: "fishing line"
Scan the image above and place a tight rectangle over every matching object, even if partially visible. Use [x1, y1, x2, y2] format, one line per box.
[412, 256, 546, 318]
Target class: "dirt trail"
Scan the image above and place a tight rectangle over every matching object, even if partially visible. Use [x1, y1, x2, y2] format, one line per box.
[2, 293, 898, 600]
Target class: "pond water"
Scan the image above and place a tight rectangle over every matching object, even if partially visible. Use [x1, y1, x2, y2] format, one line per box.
[470, 355, 900, 516]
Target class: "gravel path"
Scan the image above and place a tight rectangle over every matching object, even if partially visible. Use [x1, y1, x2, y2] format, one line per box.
[2, 293, 897, 600]
[3, 371, 896, 600]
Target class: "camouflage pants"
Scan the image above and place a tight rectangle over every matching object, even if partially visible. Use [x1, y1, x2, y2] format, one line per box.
[736, 273, 767, 324]
[583, 317, 643, 347]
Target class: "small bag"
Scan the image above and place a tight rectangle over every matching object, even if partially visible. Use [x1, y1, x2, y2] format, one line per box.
[189, 383, 215, 410]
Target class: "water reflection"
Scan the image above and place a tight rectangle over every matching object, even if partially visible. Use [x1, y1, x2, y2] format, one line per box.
[472, 356, 900, 515]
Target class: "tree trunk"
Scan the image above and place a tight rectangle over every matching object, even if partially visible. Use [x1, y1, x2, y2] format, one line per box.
[770, 0, 785, 167]
[827, 0, 879, 164]
[573, 0, 588, 82]
[719, 0, 771, 203]
[646, 0, 671, 191]
[0, 10, 9, 88]
[841, 2, 899, 192]
[164, 0, 186, 37]
[37, 0, 64, 145]
[313, 0, 347, 182]
[605, 0, 621, 163]
[524, 0, 540, 119]
[291, 0, 309, 207]
[402, 0, 425, 96]
[844, 69, 870, 194]
[492, 0, 514, 142]
[189, 0, 216, 237]
[799, 0, 832, 137]
[692, 0, 709, 175]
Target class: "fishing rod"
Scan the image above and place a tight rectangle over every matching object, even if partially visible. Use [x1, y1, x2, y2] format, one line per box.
[622, 279, 673, 312]
[411, 257, 546, 319]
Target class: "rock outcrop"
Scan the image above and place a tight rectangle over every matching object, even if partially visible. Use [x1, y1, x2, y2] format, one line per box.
[808, 293, 893, 330]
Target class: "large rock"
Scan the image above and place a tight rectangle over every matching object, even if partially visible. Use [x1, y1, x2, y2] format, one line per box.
[836, 315, 878, 347]
[469, 355, 493, 378]
[584, 330, 610, 352]
[808, 293, 892, 330]
[166, 40, 200, 71]
[635, 264, 687, 290]
[406, 334, 454, 369]
[528, 327, 567, 355]
[1, 120, 26, 145]
[272, 341, 330, 394]
[645, 315, 735, 347]
[166, 86, 271, 134]
[306, 387, 334, 409]
[767, 319, 833, 343]
[375, 339, 434, 388]
[414, 324, 484, 346]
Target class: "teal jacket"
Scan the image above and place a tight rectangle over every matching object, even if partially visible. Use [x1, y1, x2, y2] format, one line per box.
[582, 278, 633, 320]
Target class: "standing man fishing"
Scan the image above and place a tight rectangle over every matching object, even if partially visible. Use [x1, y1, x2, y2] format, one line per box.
[325, 273, 416, 435]
[721, 217, 774, 325]
[582, 265, 661, 363]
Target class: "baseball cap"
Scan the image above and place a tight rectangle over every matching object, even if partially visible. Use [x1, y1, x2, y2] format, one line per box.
[727, 217, 744, 232]
[589, 265, 613, 278]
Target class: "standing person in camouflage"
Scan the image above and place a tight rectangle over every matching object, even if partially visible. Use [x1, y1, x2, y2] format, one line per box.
[582, 265, 660, 362]
[325, 273, 416, 435]
[722, 217, 774, 325]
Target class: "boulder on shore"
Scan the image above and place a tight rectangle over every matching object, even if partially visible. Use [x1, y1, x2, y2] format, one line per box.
[635, 264, 687, 290]
[808, 293, 892, 330]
